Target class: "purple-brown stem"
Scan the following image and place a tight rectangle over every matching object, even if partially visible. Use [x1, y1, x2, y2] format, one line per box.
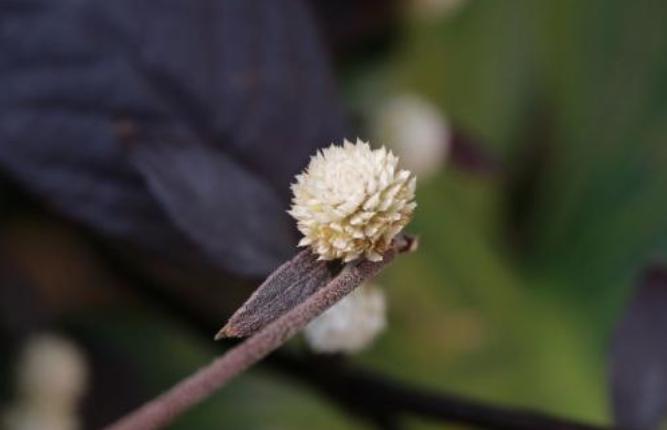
[104, 246, 404, 430]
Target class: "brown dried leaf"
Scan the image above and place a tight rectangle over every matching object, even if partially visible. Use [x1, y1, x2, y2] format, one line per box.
[216, 249, 334, 339]
[216, 234, 418, 340]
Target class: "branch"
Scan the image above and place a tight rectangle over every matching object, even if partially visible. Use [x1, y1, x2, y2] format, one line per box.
[3, 169, 616, 429]
[271, 354, 614, 430]
[104, 243, 406, 430]
[86, 231, 617, 430]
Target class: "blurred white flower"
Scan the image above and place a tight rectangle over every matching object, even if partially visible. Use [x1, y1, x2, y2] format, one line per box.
[289, 139, 416, 262]
[409, 0, 468, 20]
[373, 94, 450, 180]
[304, 283, 386, 353]
[3, 334, 88, 430]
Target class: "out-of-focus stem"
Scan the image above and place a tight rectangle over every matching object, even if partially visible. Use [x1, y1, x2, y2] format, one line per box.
[104, 239, 411, 430]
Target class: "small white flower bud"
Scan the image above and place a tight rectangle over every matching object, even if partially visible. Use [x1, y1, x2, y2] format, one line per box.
[304, 283, 386, 353]
[3, 334, 88, 430]
[289, 139, 416, 262]
[410, 0, 468, 20]
[374, 94, 450, 180]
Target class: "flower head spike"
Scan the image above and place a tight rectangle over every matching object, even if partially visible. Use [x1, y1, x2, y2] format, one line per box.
[289, 139, 416, 262]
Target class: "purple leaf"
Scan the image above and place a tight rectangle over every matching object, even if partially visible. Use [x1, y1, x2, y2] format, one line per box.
[0, 0, 345, 277]
[130, 131, 295, 276]
[611, 265, 667, 430]
[307, 0, 401, 61]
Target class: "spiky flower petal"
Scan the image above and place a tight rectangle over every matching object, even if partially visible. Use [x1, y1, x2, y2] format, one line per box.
[289, 139, 416, 262]
[304, 283, 386, 353]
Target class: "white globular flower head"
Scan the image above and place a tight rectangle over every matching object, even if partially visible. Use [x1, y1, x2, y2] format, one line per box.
[289, 139, 416, 262]
[15, 334, 88, 409]
[3, 333, 88, 430]
[304, 283, 386, 353]
[374, 94, 450, 180]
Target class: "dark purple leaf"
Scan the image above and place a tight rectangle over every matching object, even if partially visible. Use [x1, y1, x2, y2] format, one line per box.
[216, 249, 333, 338]
[66, 329, 150, 429]
[611, 265, 667, 430]
[0, 263, 49, 341]
[130, 131, 295, 276]
[306, 0, 401, 62]
[0, 0, 345, 277]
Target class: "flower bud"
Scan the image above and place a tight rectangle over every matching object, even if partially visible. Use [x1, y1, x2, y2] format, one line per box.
[289, 139, 416, 262]
[304, 283, 386, 353]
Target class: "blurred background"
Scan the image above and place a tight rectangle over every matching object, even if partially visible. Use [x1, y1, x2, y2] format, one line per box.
[2, 0, 667, 429]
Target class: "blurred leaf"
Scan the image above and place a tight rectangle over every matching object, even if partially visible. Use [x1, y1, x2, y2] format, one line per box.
[0, 263, 47, 340]
[611, 265, 667, 430]
[131, 133, 295, 277]
[520, 0, 667, 316]
[77, 334, 150, 429]
[307, 0, 401, 64]
[0, 0, 345, 277]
